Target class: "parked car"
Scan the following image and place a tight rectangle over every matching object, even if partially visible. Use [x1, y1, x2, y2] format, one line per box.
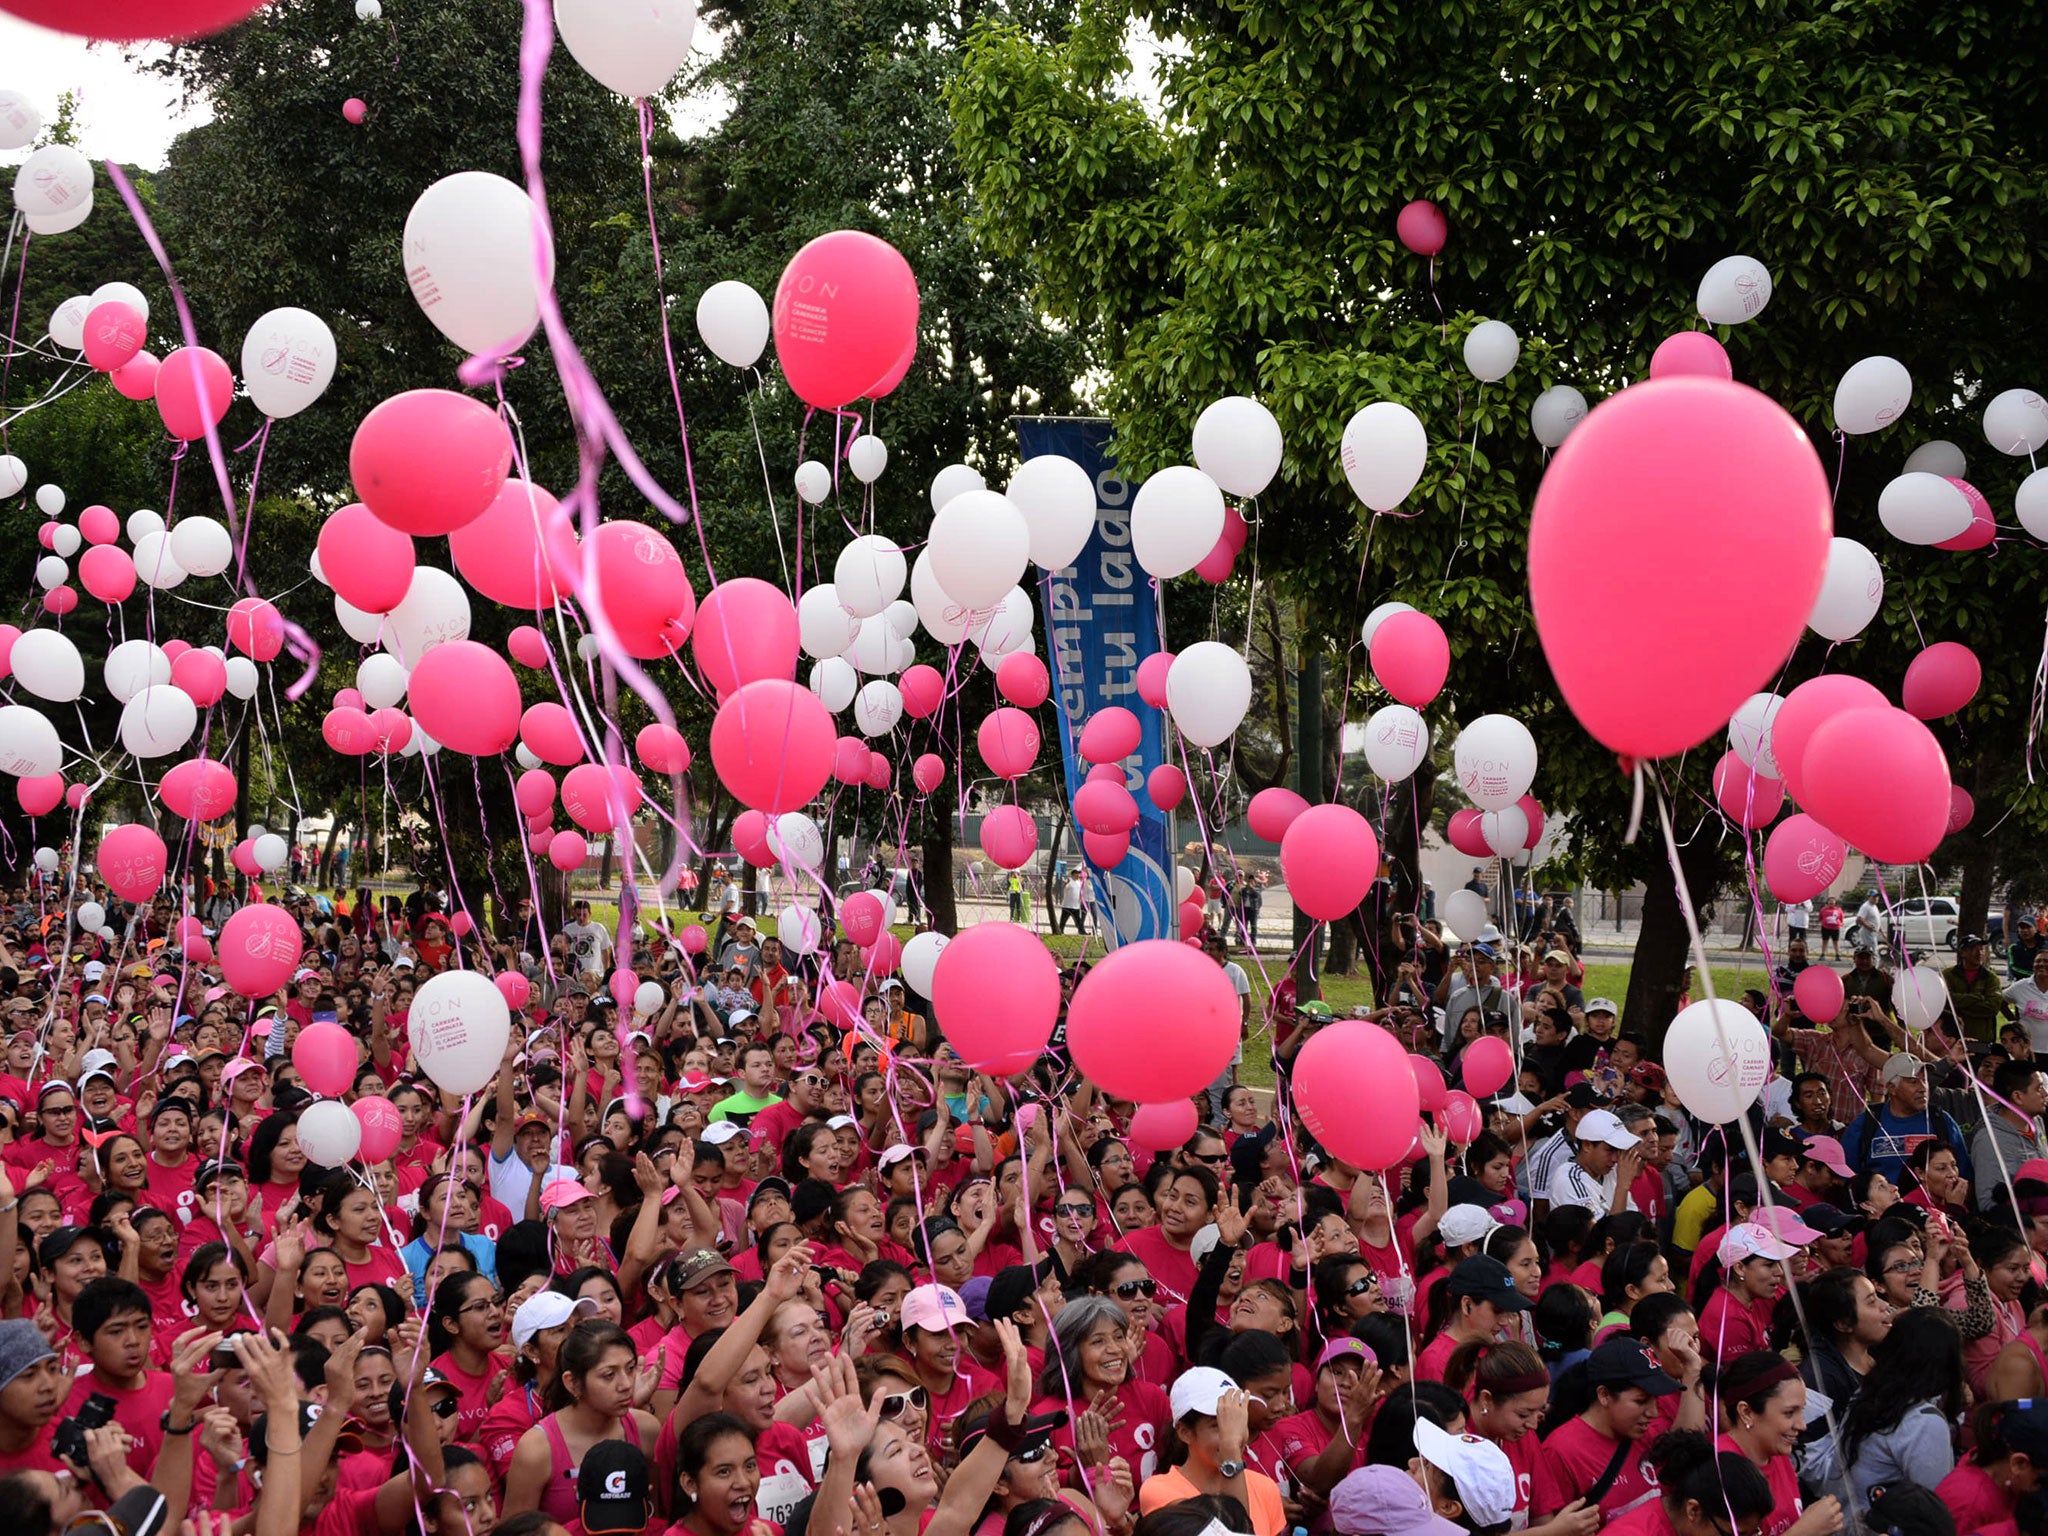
[1886, 894, 1961, 954]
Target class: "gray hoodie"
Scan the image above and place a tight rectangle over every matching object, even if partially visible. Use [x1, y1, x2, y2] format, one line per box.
[1846, 1401, 1955, 1531]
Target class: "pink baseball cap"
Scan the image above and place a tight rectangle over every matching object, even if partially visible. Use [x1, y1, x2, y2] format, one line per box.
[1800, 1136, 1855, 1179]
[1751, 1205, 1824, 1247]
[898, 1284, 971, 1334]
[539, 1177, 596, 1214]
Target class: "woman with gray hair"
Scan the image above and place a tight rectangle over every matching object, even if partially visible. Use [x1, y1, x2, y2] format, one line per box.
[1029, 1294, 1175, 1484]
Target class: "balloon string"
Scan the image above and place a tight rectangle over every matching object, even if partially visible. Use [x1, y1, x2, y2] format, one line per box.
[0, 218, 30, 442]
[233, 417, 274, 589]
[745, 390, 792, 591]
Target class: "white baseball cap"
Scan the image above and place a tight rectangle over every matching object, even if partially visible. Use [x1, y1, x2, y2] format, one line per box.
[1576, 1110, 1640, 1151]
[700, 1121, 745, 1146]
[1415, 1419, 1517, 1528]
[511, 1291, 599, 1347]
[1437, 1204, 1501, 1249]
[1169, 1367, 1237, 1421]
[1718, 1221, 1802, 1266]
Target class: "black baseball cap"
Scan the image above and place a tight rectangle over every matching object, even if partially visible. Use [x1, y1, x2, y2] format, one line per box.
[984, 1262, 1050, 1325]
[1586, 1338, 1683, 1394]
[578, 1438, 650, 1535]
[195, 1158, 246, 1192]
[1564, 1083, 1609, 1110]
[1799, 1205, 1865, 1238]
[1445, 1256, 1533, 1312]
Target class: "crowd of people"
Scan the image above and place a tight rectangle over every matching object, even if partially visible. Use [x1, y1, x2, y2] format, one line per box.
[0, 857, 2037, 1536]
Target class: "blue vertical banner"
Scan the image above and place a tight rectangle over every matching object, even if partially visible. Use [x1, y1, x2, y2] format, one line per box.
[1014, 417, 1175, 945]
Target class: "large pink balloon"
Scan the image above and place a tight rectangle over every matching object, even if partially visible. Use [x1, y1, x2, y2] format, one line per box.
[324, 707, 376, 756]
[636, 724, 690, 775]
[708, 678, 835, 813]
[1079, 708, 1142, 765]
[79, 545, 136, 604]
[1460, 1036, 1514, 1098]
[319, 502, 417, 616]
[582, 521, 695, 656]
[1801, 706, 1951, 864]
[549, 830, 589, 871]
[519, 702, 587, 767]
[1649, 331, 1732, 381]
[1281, 804, 1381, 921]
[977, 708, 1041, 780]
[1409, 1053, 1448, 1112]
[1295, 1023, 1421, 1169]
[155, 347, 234, 441]
[1446, 808, 1491, 858]
[978, 805, 1038, 869]
[1396, 200, 1448, 256]
[171, 648, 227, 706]
[1793, 965, 1844, 1025]
[1902, 642, 1982, 720]
[219, 904, 303, 997]
[1065, 940, 1240, 1101]
[350, 389, 514, 537]
[1369, 610, 1450, 707]
[931, 921, 1060, 1069]
[451, 482, 581, 609]
[1074, 779, 1139, 835]
[996, 653, 1050, 709]
[1246, 787, 1308, 843]
[693, 578, 799, 694]
[1763, 813, 1847, 903]
[772, 231, 921, 409]
[15, 775, 62, 817]
[1528, 378, 1832, 760]
[292, 1021, 359, 1097]
[1712, 750, 1784, 830]
[1130, 1100, 1199, 1153]
[840, 892, 886, 946]
[1772, 674, 1889, 805]
[79, 506, 120, 546]
[561, 762, 643, 834]
[82, 301, 145, 373]
[0, 0, 267, 41]
[158, 758, 237, 821]
[353, 1096, 403, 1163]
[407, 641, 521, 756]
[1082, 829, 1128, 867]
[900, 666, 945, 719]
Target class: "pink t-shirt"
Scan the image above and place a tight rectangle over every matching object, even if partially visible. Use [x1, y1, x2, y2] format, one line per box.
[1531, 1416, 1658, 1522]
[1717, 1435, 1803, 1536]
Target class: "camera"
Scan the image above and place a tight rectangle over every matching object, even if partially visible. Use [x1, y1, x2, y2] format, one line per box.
[53, 1392, 117, 1472]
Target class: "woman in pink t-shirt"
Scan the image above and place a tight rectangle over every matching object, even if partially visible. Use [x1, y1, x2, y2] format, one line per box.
[1713, 1352, 1836, 1536]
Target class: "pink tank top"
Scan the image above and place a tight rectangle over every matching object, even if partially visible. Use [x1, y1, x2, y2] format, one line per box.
[538, 1413, 630, 1524]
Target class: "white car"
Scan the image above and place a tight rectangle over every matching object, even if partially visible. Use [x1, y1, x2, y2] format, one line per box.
[1885, 895, 1961, 954]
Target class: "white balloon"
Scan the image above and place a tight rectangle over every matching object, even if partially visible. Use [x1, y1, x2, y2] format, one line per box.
[577, 634, 602, 662]
[383, 567, 472, 667]
[296, 1098, 363, 1166]
[1341, 402, 1428, 513]
[808, 656, 858, 713]
[972, 587, 1034, 658]
[2019, 469, 2048, 542]
[335, 593, 385, 645]
[1191, 396, 1283, 498]
[403, 171, 554, 357]
[168, 515, 233, 578]
[240, 307, 337, 419]
[89, 282, 148, 325]
[848, 435, 888, 484]
[223, 657, 260, 700]
[928, 489, 1029, 609]
[127, 508, 164, 543]
[769, 812, 824, 872]
[132, 531, 187, 590]
[1174, 867, 1199, 904]
[0, 91, 42, 153]
[846, 617, 901, 675]
[1530, 385, 1588, 449]
[797, 584, 860, 661]
[32, 848, 57, 874]
[1893, 965, 1949, 1032]
[1902, 439, 1967, 479]
[889, 631, 918, 671]
[554, 0, 698, 98]
[1664, 1000, 1771, 1121]
[1482, 806, 1529, 858]
[104, 640, 170, 704]
[1462, 320, 1520, 383]
[355, 0, 382, 18]
[632, 979, 664, 1016]
[931, 464, 986, 513]
[1696, 255, 1773, 325]
[901, 930, 948, 995]
[76, 902, 104, 934]
[1729, 693, 1785, 780]
[1878, 472, 1973, 546]
[883, 599, 918, 639]
[693, 279, 768, 368]
[1006, 454, 1096, 570]
[1833, 356, 1913, 435]
[13, 144, 90, 220]
[514, 744, 542, 770]
[32, 556, 65, 592]
[1983, 389, 2048, 456]
[794, 460, 832, 504]
[835, 535, 907, 619]
[1807, 537, 1883, 643]
[777, 903, 821, 956]
[247, 824, 268, 840]
[853, 679, 904, 737]
[1165, 641, 1252, 749]
[408, 969, 513, 1095]
[309, 547, 329, 585]
[1453, 714, 1537, 811]
[910, 549, 988, 645]
[33, 484, 63, 516]
[12, 629, 84, 703]
[50, 525, 79, 559]
[1440, 889, 1487, 943]
[119, 685, 198, 759]
[0, 705, 63, 776]
[0, 456, 24, 498]
[356, 653, 410, 710]
[253, 833, 289, 872]
[25, 196, 93, 237]
[46, 296, 89, 352]
[1362, 704, 1431, 783]
[1130, 465, 1225, 581]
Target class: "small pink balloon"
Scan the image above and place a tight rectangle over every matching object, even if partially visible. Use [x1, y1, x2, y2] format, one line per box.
[1793, 965, 1844, 1025]
[1086, 763, 1125, 784]
[407, 641, 521, 757]
[580, 520, 696, 659]
[16, 774, 63, 817]
[733, 809, 774, 866]
[1370, 610, 1450, 708]
[342, 97, 367, 124]
[161, 639, 191, 663]
[496, 971, 532, 1009]
[1446, 807, 1492, 858]
[1936, 479, 1995, 552]
[110, 351, 159, 402]
[43, 587, 76, 616]
[324, 706, 376, 755]
[353, 1096, 402, 1162]
[1439, 1089, 1482, 1145]
[78, 505, 120, 545]
[514, 768, 557, 818]
[155, 346, 234, 441]
[171, 647, 227, 705]
[1136, 652, 1174, 709]
[1178, 900, 1206, 941]
[561, 761, 643, 834]
[1409, 1053, 1448, 1113]
[912, 753, 946, 793]
[1082, 829, 1128, 867]
[548, 830, 589, 871]
[351, 389, 514, 537]
[227, 596, 285, 662]
[1949, 784, 1975, 834]
[1516, 793, 1546, 850]
[773, 230, 920, 410]
[79, 545, 135, 604]
[1147, 763, 1186, 812]
[333, 688, 365, 711]
[64, 783, 88, 810]
[1801, 706, 1951, 865]
[1247, 787, 1308, 843]
[1074, 779, 1140, 835]
[841, 892, 886, 946]
[1762, 813, 1847, 904]
[529, 828, 555, 856]
[0, 624, 18, 680]
[635, 724, 690, 775]
[900, 665, 945, 719]
[520, 702, 587, 767]
[36, 522, 54, 550]
[449, 911, 473, 937]
[1130, 1099, 1199, 1153]
[82, 301, 145, 373]
[833, 735, 871, 786]
[98, 823, 167, 901]
[1281, 804, 1381, 921]
[1712, 749, 1784, 830]
[978, 804, 1038, 869]
[369, 708, 411, 754]
[1079, 707, 1142, 765]
[978, 707, 1041, 780]
[866, 930, 903, 974]
[1193, 535, 1236, 584]
[508, 625, 550, 669]
[678, 925, 708, 955]
[995, 651, 1050, 709]
[158, 758, 236, 821]
[1649, 331, 1732, 381]
[293, 1021, 359, 1096]
[863, 754, 891, 791]
[1396, 199, 1448, 257]
[1902, 641, 1982, 719]
[1461, 1036, 1514, 1098]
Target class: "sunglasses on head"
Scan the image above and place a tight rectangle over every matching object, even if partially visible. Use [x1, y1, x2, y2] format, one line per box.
[1113, 1278, 1157, 1299]
[879, 1385, 928, 1420]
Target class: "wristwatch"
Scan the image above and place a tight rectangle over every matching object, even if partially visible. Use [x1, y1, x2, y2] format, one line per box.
[1217, 1459, 1244, 1480]
[161, 1412, 196, 1435]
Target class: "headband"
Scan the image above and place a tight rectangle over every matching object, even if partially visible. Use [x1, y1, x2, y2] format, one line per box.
[1728, 1358, 1799, 1400]
[1485, 1368, 1553, 1398]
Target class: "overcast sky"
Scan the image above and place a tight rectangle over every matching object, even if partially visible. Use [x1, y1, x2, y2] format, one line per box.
[0, 18, 209, 169]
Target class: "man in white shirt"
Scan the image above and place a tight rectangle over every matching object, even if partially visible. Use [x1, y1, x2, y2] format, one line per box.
[1056, 873, 1088, 935]
[2006, 950, 2048, 1052]
[1545, 1108, 1644, 1220]
[1851, 895, 1884, 954]
[1434, 941, 1523, 1043]
[1198, 929, 1253, 1119]
[561, 899, 613, 976]
[1784, 900, 1812, 940]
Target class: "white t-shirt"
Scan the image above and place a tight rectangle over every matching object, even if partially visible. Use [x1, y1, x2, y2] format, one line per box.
[1546, 1159, 1617, 1219]
[1785, 902, 1812, 929]
[1852, 902, 1883, 949]
[1061, 877, 1085, 910]
[2006, 980, 2048, 1050]
[1222, 961, 1251, 1066]
[563, 919, 612, 973]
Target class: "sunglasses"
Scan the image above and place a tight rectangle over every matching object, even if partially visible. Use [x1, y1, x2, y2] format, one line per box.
[1011, 1441, 1052, 1464]
[1345, 1275, 1379, 1297]
[879, 1386, 928, 1420]
[1053, 1203, 1094, 1219]
[1113, 1279, 1157, 1300]
[1194, 1153, 1230, 1166]
[427, 1395, 460, 1420]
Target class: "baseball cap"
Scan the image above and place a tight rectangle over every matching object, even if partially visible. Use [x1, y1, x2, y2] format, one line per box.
[80, 1047, 117, 1075]
[1585, 1337, 1684, 1394]
[82, 961, 106, 983]
[2017, 1158, 2048, 1189]
[1298, 1001, 1335, 1021]
[983, 1263, 1046, 1326]
[1189, 1222, 1224, 1267]
[1800, 1135, 1855, 1178]
[958, 1276, 993, 1322]
[512, 1291, 600, 1347]
[1542, 949, 1573, 966]
[956, 1407, 1065, 1460]
[539, 1177, 595, 1214]
[37, 1225, 109, 1270]
[900, 1283, 971, 1334]
[1761, 1127, 1804, 1163]
[1469, 942, 1499, 960]
[1437, 1204, 1501, 1249]
[1584, 997, 1618, 1016]
[1959, 933, 1988, 949]
[1562, 1082, 1608, 1110]
[578, 1439, 651, 1536]
[1414, 1419, 1517, 1529]
[1445, 1255, 1533, 1312]
[1985, 1400, 2048, 1462]
[1169, 1366, 1238, 1421]
[1799, 1204, 1865, 1237]
[700, 1121, 746, 1145]
[1751, 1205, 1825, 1245]
[1881, 1052, 1926, 1086]
[1718, 1221, 1803, 1266]
[1328, 1465, 1462, 1536]
[877, 1143, 926, 1170]
[1316, 1336, 1373, 1372]
[670, 1248, 736, 1292]
[195, 1157, 246, 1192]
[1477, 925, 1504, 945]
[0, 1318, 53, 1392]
[1576, 1110, 1640, 1150]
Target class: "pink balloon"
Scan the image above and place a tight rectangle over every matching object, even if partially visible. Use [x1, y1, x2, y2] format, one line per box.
[1902, 641, 1982, 720]
[449, 912, 473, 937]
[1793, 965, 1844, 1025]
[1712, 750, 1784, 830]
[1085, 763, 1125, 785]
[292, 1021, 359, 1096]
[1246, 787, 1308, 843]
[1533, 380, 1833, 761]
[693, 578, 798, 694]
[863, 753, 891, 791]
[1409, 1053, 1448, 1113]
[581, 521, 696, 658]
[519, 702, 587, 767]
[817, 979, 863, 1030]
[1130, 1100, 1199, 1153]
[369, 708, 412, 754]
[900, 665, 945, 719]
[1516, 794, 1546, 851]
[1948, 785, 1975, 834]
[1936, 479, 1995, 552]
[1801, 706, 1951, 864]
[227, 597, 284, 661]
[772, 230, 921, 409]
[841, 892, 886, 946]
[219, 904, 304, 997]
[494, 971, 534, 1013]
[60, 782, 86, 811]
[353, 1096, 402, 1162]
[324, 707, 376, 755]
[514, 768, 557, 817]
[42, 587, 75, 616]
[0, 0, 267, 42]
[333, 688, 365, 711]
[79, 545, 136, 604]
[932, 921, 1060, 1069]
[1136, 652, 1174, 709]
[1649, 331, 1732, 381]
[978, 707, 1041, 780]
[996, 652, 1050, 709]
[342, 97, 367, 124]
[1065, 940, 1241, 1101]
[678, 925, 708, 956]
[1147, 764, 1186, 812]
[451, 482, 581, 610]
[636, 724, 690, 775]
[508, 625, 550, 669]
[82, 301, 145, 373]
[1074, 779, 1140, 835]
[407, 641, 521, 757]
[1178, 900, 1206, 941]
[524, 812, 553, 835]
[175, 916, 206, 949]
[158, 758, 236, 821]
[155, 347, 233, 441]
[979, 805, 1038, 870]
[710, 678, 835, 813]
[1762, 813, 1847, 904]
[350, 389, 513, 537]
[1369, 610, 1450, 707]
[548, 830, 589, 871]
[36, 523, 54, 550]
[232, 840, 260, 876]
[171, 648, 227, 706]
[832, 735, 871, 786]
[1772, 674, 1889, 805]
[561, 762, 643, 834]
[912, 753, 946, 793]
[732, 809, 774, 867]
[1083, 830, 1129, 867]
[78, 506, 120, 546]
[16, 774, 62, 817]
[161, 640, 191, 664]
[1461, 1036, 1514, 1098]
[110, 351, 159, 402]
[866, 336, 916, 400]
[1079, 708, 1142, 765]
[1396, 199, 1448, 256]
[318, 502, 417, 616]
[0, 625, 18, 680]
[1439, 1090, 1482, 1145]
[1281, 804, 1381, 921]
[1193, 536, 1237, 584]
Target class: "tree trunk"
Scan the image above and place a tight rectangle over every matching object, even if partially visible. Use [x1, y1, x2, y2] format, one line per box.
[318, 821, 343, 887]
[234, 725, 253, 903]
[1292, 649, 1324, 997]
[1624, 833, 1727, 1056]
[1043, 806, 1069, 923]
[923, 809, 958, 936]
[1957, 758, 1999, 937]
